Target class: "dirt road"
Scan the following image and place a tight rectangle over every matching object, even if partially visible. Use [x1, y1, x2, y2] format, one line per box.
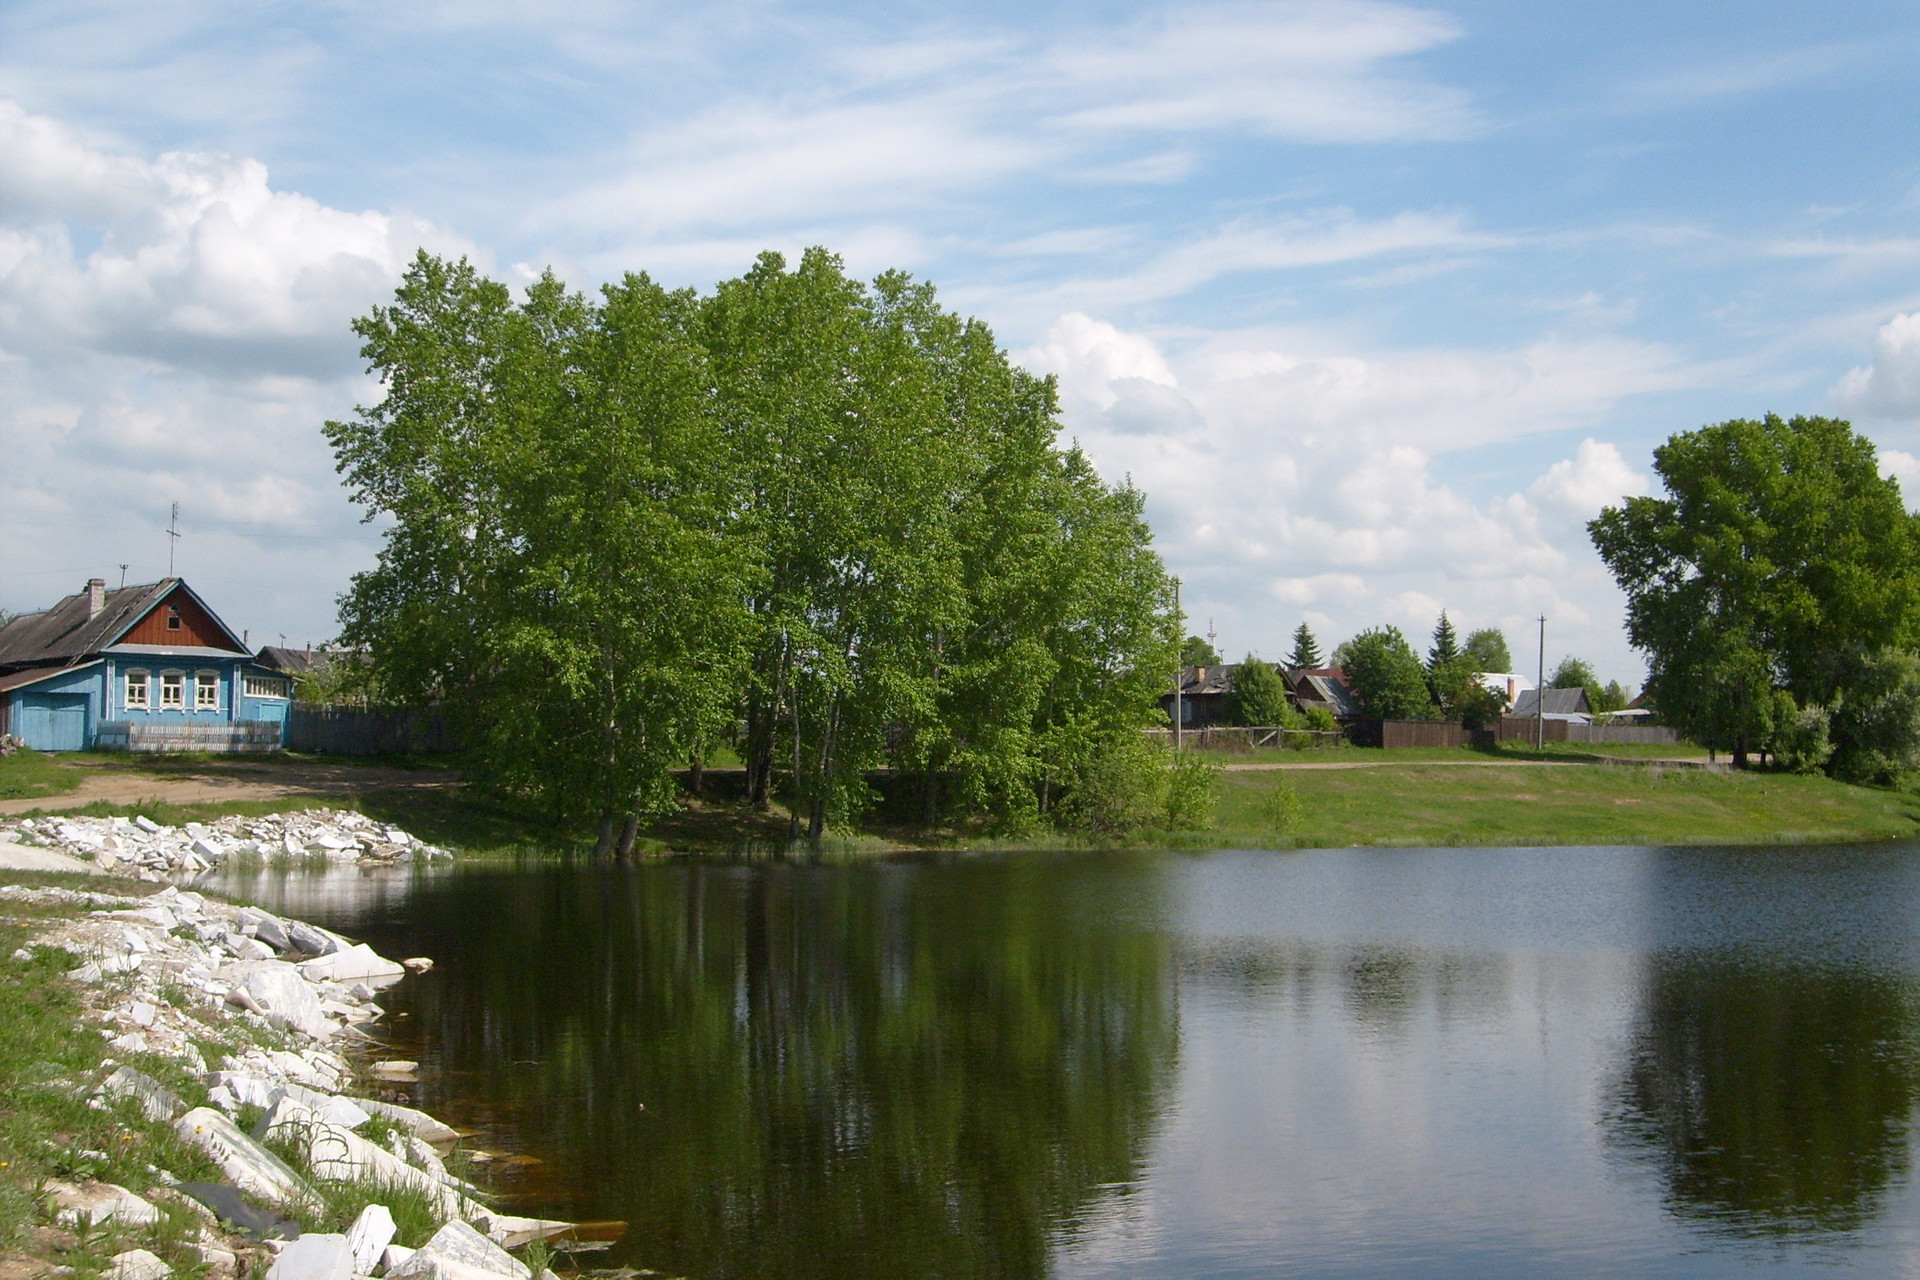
[0, 758, 461, 816]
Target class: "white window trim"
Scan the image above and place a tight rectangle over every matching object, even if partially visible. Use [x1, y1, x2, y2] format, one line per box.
[244, 673, 290, 700]
[159, 671, 185, 709]
[194, 669, 221, 711]
[124, 669, 150, 710]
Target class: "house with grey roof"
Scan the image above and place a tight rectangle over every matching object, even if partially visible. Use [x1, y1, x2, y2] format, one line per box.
[1508, 686, 1592, 722]
[0, 578, 291, 752]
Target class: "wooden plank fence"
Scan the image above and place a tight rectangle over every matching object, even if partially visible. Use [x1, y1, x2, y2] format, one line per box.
[284, 702, 454, 755]
[96, 721, 282, 754]
[1567, 722, 1680, 745]
[1143, 726, 1346, 751]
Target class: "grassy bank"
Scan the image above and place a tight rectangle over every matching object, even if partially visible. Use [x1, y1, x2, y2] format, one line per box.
[8, 748, 1920, 854]
[1208, 762, 1920, 848]
[0, 751, 85, 802]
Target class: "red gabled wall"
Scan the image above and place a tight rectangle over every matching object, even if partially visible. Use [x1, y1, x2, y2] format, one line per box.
[121, 587, 234, 650]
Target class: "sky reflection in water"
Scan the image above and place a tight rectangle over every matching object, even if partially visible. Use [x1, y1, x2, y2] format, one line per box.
[212, 844, 1920, 1279]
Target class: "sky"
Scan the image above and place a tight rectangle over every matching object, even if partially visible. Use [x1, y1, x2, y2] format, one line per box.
[5, 1, 1920, 682]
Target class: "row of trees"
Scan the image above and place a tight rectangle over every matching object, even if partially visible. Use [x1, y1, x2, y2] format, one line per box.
[328, 250, 1182, 849]
[1593, 414, 1920, 780]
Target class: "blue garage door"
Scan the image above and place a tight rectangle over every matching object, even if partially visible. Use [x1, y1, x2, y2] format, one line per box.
[17, 693, 89, 751]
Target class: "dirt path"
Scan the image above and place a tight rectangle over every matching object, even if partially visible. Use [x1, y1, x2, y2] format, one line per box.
[1219, 757, 1720, 771]
[0, 758, 461, 815]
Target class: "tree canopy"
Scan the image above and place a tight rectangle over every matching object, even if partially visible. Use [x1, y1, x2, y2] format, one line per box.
[1591, 414, 1920, 773]
[1182, 635, 1222, 666]
[1341, 627, 1435, 721]
[329, 249, 1182, 846]
[1286, 622, 1322, 670]
[1225, 657, 1294, 727]
[1462, 628, 1512, 674]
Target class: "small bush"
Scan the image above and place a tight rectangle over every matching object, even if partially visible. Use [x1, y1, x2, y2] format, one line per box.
[1258, 778, 1304, 835]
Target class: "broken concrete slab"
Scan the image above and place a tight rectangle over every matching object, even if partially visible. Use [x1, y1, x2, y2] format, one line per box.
[107, 1249, 171, 1280]
[346, 1203, 397, 1274]
[226, 961, 333, 1040]
[352, 1097, 461, 1153]
[174, 1107, 315, 1209]
[298, 943, 404, 983]
[387, 1220, 529, 1280]
[43, 1180, 162, 1228]
[99, 1064, 183, 1122]
[264, 1233, 353, 1280]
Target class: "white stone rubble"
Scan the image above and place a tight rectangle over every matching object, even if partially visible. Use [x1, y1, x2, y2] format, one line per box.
[0, 810, 454, 877]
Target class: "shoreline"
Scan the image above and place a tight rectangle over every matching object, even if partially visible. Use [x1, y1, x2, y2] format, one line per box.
[0, 811, 611, 1280]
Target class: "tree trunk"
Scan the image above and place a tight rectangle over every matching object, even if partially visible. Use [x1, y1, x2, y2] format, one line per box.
[615, 811, 640, 861]
[689, 754, 704, 798]
[593, 812, 616, 860]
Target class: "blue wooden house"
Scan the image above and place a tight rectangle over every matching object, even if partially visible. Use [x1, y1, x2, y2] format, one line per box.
[0, 578, 292, 752]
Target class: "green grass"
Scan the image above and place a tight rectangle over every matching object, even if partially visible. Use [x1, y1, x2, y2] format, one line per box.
[0, 749, 86, 802]
[1190, 741, 1712, 766]
[1205, 762, 1920, 848]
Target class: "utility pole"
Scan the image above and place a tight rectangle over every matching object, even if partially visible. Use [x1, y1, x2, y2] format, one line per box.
[166, 503, 181, 577]
[1536, 614, 1547, 752]
[117, 564, 127, 589]
[1173, 577, 1184, 753]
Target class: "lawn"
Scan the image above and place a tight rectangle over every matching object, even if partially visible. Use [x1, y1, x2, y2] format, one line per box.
[0, 749, 85, 802]
[1209, 762, 1920, 848]
[1191, 741, 1712, 766]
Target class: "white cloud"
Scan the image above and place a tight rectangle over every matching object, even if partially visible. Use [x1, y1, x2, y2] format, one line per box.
[1038, 316, 1680, 679]
[1833, 312, 1920, 420]
[0, 98, 470, 639]
[1527, 439, 1647, 523]
[1881, 448, 1920, 511]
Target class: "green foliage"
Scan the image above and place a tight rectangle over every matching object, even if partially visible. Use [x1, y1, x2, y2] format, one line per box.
[1826, 647, 1920, 783]
[1181, 635, 1221, 666]
[1341, 627, 1436, 721]
[330, 250, 1177, 844]
[1427, 611, 1460, 669]
[1462, 628, 1512, 674]
[1056, 737, 1217, 837]
[1224, 657, 1294, 727]
[290, 647, 380, 706]
[1550, 656, 1599, 692]
[1257, 776, 1304, 834]
[1300, 705, 1338, 732]
[1286, 623, 1322, 671]
[1766, 690, 1832, 774]
[1592, 414, 1920, 766]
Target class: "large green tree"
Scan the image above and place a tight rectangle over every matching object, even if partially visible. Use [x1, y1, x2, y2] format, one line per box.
[1591, 414, 1920, 769]
[1462, 628, 1512, 674]
[330, 249, 1180, 846]
[1225, 656, 1293, 727]
[1341, 626, 1436, 721]
[1286, 622, 1322, 670]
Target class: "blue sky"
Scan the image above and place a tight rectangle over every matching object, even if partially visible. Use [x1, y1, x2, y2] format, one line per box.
[5, 1, 1920, 681]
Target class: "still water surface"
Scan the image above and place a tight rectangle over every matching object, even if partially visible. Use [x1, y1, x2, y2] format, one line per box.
[210, 845, 1920, 1278]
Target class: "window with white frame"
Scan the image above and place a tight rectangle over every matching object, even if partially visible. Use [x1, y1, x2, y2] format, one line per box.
[195, 671, 220, 710]
[244, 673, 290, 700]
[160, 672, 184, 708]
[124, 669, 150, 710]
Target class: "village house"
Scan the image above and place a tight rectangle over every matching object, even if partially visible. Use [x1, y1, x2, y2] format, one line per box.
[0, 578, 292, 752]
[1160, 663, 1361, 727]
[1509, 685, 1593, 723]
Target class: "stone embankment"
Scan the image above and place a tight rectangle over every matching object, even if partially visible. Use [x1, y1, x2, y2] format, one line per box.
[0, 810, 455, 877]
[4, 859, 590, 1280]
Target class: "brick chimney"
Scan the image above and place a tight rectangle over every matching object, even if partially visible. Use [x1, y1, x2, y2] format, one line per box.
[87, 578, 106, 619]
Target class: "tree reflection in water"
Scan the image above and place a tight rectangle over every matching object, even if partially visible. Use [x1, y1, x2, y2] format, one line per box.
[392, 856, 1180, 1280]
[1607, 955, 1920, 1236]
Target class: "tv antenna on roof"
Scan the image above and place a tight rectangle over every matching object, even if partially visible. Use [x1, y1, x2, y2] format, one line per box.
[167, 503, 181, 576]
[118, 564, 127, 589]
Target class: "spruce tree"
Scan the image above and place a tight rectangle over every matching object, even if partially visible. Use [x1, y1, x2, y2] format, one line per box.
[1428, 610, 1460, 672]
[1286, 622, 1322, 670]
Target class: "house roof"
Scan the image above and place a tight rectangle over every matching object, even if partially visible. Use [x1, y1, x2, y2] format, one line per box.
[1511, 686, 1592, 717]
[0, 661, 104, 695]
[1175, 663, 1243, 696]
[255, 645, 320, 674]
[0, 579, 247, 671]
[1290, 670, 1360, 717]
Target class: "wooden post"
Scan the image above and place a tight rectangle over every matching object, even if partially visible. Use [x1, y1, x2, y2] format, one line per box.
[1172, 577, 1183, 752]
[1536, 615, 1546, 752]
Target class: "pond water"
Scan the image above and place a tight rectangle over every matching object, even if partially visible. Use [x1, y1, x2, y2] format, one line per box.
[209, 845, 1920, 1279]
